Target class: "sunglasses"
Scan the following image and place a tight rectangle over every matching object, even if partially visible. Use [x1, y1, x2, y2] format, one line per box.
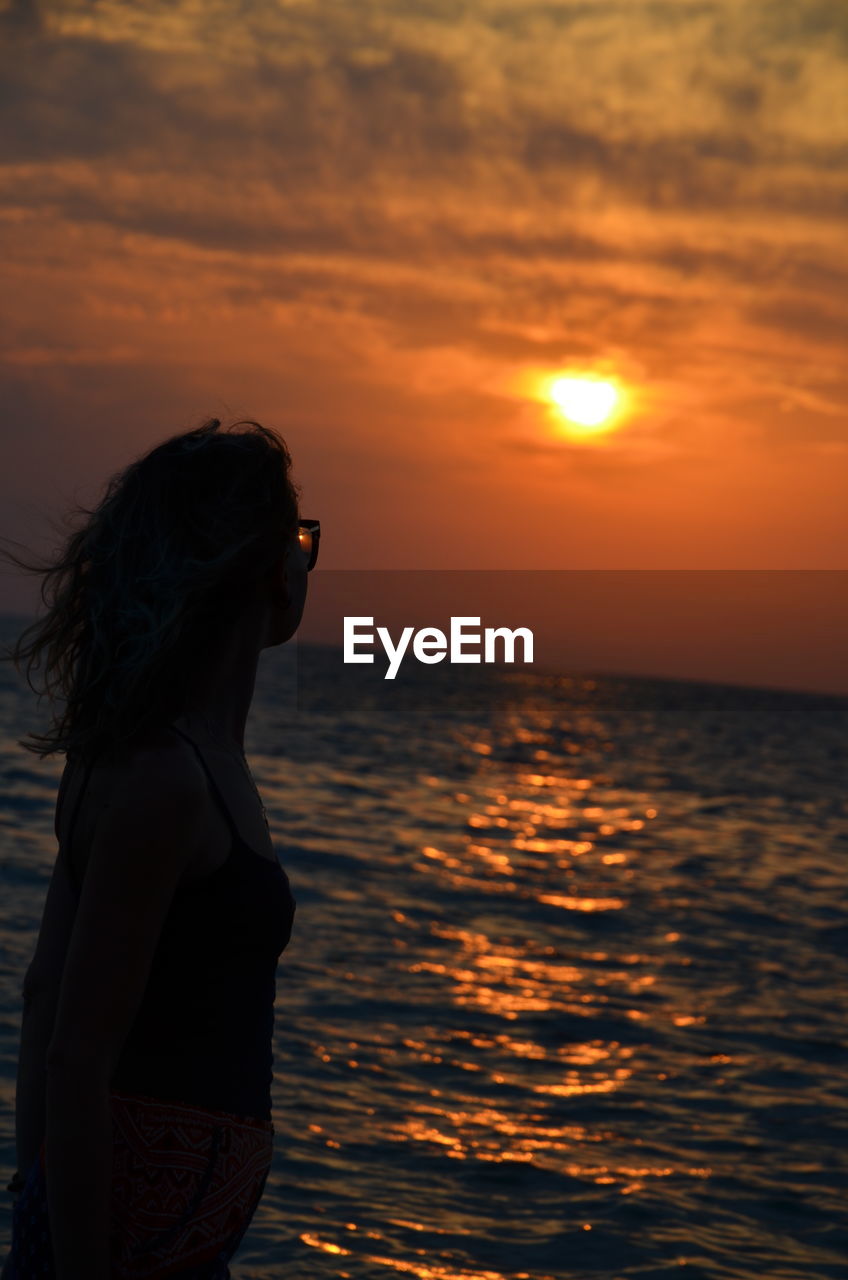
[296, 519, 321, 572]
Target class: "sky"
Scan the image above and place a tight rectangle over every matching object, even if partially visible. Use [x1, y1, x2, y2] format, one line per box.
[0, 0, 846, 690]
[297, 570, 848, 696]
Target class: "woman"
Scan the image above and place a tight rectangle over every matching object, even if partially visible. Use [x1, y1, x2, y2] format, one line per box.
[0, 418, 319, 1278]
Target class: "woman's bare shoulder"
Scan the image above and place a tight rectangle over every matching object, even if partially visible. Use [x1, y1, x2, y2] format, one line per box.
[66, 724, 211, 866]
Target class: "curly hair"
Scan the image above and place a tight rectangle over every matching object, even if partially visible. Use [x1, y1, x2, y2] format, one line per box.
[0, 417, 300, 759]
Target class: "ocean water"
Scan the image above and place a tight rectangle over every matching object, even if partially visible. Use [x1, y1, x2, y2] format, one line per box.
[0, 620, 846, 1279]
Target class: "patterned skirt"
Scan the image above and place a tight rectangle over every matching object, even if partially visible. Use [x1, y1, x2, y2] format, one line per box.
[6, 1090, 274, 1279]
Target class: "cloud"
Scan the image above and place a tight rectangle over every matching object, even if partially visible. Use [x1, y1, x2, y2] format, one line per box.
[0, 0, 846, 571]
[0, 0, 42, 38]
[747, 297, 848, 348]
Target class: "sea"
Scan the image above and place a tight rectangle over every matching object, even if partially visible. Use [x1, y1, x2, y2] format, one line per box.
[0, 615, 846, 1279]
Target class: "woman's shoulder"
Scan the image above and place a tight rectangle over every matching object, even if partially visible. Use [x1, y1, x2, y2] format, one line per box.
[62, 726, 209, 843]
[63, 724, 208, 841]
[85, 722, 201, 779]
[64, 725, 212, 880]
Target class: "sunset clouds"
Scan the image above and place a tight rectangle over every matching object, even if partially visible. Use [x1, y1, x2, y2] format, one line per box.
[1, 0, 846, 579]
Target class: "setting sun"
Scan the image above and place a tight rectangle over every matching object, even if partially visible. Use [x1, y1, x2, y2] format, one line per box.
[550, 376, 619, 429]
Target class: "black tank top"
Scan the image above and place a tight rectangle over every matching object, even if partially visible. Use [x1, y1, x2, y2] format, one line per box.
[60, 724, 296, 1121]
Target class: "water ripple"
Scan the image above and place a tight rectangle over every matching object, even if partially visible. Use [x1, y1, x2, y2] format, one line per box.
[0, 644, 846, 1277]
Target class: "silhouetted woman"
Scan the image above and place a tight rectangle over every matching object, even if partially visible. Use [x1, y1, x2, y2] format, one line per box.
[0, 418, 319, 1278]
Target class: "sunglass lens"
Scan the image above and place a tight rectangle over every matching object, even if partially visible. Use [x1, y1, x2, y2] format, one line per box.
[297, 524, 319, 571]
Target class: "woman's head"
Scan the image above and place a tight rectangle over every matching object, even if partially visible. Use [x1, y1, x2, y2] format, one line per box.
[1, 417, 302, 758]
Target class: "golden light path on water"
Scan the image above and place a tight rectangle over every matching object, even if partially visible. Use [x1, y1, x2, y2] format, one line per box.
[266, 689, 738, 1277]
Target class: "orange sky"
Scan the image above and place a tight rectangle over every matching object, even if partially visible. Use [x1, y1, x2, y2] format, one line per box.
[1, 2, 846, 688]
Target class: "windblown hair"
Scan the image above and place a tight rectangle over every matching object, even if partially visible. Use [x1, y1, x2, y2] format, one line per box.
[0, 418, 300, 759]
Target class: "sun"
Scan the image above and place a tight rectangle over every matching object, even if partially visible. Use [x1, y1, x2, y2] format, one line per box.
[549, 376, 620, 430]
[508, 365, 632, 443]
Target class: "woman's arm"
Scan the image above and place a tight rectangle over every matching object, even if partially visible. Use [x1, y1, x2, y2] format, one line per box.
[15, 832, 83, 1181]
[43, 736, 209, 1280]
[45, 1059, 114, 1280]
[14, 980, 60, 1179]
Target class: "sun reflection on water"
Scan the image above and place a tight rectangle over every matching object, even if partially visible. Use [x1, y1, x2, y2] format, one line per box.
[243, 661, 848, 1277]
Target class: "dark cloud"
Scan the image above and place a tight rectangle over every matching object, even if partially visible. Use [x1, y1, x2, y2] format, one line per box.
[0, 35, 172, 163]
[0, 0, 42, 37]
[2, 1, 844, 210]
[747, 297, 848, 348]
[0, 0, 846, 499]
[755, 0, 848, 51]
[0, 30, 471, 178]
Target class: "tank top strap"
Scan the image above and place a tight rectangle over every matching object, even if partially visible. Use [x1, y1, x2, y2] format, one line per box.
[61, 752, 100, 893]
[167, 723, 242, 845]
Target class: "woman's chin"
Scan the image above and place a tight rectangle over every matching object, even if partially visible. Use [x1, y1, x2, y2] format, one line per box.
[264, 606, 304, 648]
